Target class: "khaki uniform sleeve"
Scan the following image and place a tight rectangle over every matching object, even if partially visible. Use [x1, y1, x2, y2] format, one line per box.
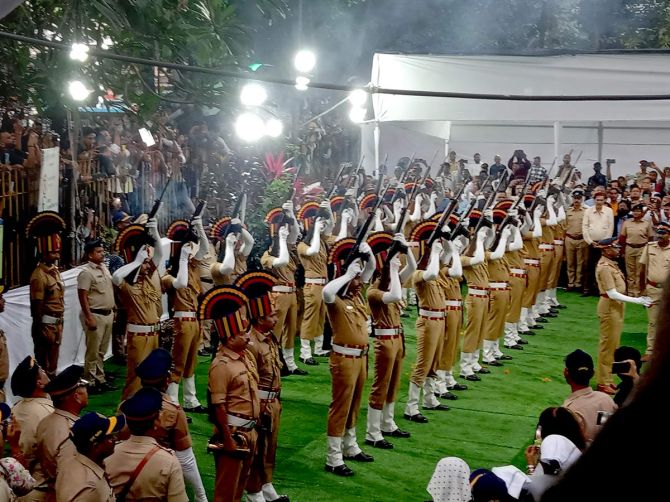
[211, 263, 226, 283]
[161, 274, 175, 292]
[30, 271, 46, 301]
[297, 242, 309, 257]
[460, 256, 473, 268]
[209, 363, 231, 405]
[412, 269, 424, 286]
[260, 252, 273, 269]
[639, 245, 649, 266]
[367, 288, 383, 307]
[173, 409, 193, 451]
[596, 265, 617, 292]
[77, 268, 93, 291]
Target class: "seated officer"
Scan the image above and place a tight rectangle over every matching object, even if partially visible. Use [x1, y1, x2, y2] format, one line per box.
[55, 411, 126, 501]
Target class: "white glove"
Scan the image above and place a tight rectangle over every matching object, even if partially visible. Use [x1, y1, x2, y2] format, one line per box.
[231, 217, 242, 226]
[547, 195, 556, 205]
[180, 242, 194, 258]
[501, 226, 512, 240]
[390, 256, 402, 269]
[484, 208, 493, 220]
[477, 228, 488, 241]
[278, 225, 289, 240]
[533, 205, 544, 218]
[136, 245, 151, 263]
[319, 201, 330, 209]
[508, 208, 518, 218]
[225, 233, 238, 245]
[359, 242, 373, 256]
[638, 296, 653, 308]
[282, 201, 294, 212]
[315, 217, 326, 233]
[415, 193, 425, 205]
[430, 192, 438, 202]
[537, 189, 548, 199]
[393, 232, 407, 245]
[191, 215, 202, 225]
[346, 258, 364, 277]
[146, 218, 158, 229]
[341, 209, 354, 224]
[453, 236, 467, 253]
[431, 240, 444, 255]
[476, 194, 485, 201]
[393, 199, 404, 212]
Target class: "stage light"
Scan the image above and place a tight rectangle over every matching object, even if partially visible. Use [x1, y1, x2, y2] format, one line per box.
[294, 49, 316, 73]
[68, 80, 91, 101]
[349, 89, 368, 107]
[240, 83, 267, 107]
[265, 118, 284, 138]
[295, 76, 310, 91]
[349, 107, 367, 123]
[69, 43, 89, 62]
[235, 113, 265, 142]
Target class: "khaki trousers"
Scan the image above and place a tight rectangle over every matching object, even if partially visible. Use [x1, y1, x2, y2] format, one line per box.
[327, 353, 367, 437]
[522, 265, 541, 308]
[485, 289, 510, 342]
[539, 248, 555, 292]
[80, 312, 113, 384]
[122, 331, 159, 400]
[369, 336, 404, 409]
[171, 318, 201, 382]
[33, 321, 62, 378]
[645, 284, 664, 356]
[246, 399, 281, 492]
[596, 297, 624, 387]
[506, 275, 526, 323]
[624, 247, 644, 297]
[463, 295, 489, 353]
[438, 307, 463, 372]
[272, 292, 298, 349]
[548, 242, 564, 289]
[565, 237, 587, 288]
[214, 428, 258, 502]
[300, 284, 326, 342]
[410, 316, 444, 386]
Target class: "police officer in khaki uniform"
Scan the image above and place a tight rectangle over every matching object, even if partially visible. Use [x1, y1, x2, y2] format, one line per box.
[36, 365, 89, 499]
[519, 199, 544, 332]
[323, 238, 376, 476]
[620, 204, 653, 297]
[27, 211, 67, 379]
[106, 387, 188, 501]
[639, 221, 670, 360]
[564, 189, 587, 291]
[77, 239, 116, 393]
[365, 232, 415, 449]
[9, 356, 53, 500]
[162, 216, 209, 412]
[202, 286, 259, 502]
[297, 201, 335, 364]
[134, 348, 208, 501]
[210, 217, 254, 286]
[55, 411, 125, 502]
[235, 271, 290, 502]
[594, 237, 652, 394]
[111, 222, 163, 400]
[503, 210, 527, 349]
[261, 206, 306, 376]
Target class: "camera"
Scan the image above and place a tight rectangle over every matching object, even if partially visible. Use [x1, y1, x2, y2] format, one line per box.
[611, 361, 630, 374]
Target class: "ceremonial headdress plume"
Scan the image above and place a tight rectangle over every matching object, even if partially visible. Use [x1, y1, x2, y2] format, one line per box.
[327, 238, 357, 280]
[235, 271, 276, 321]
[366, 231, 393, 272]
[26, 211, 65, 255]
[358, 193, 378, 212]
[198, 286, 249, 341]
[297, 201, 320, 231]
[264, 208, 285, 238]
[113, 224, 153, 263]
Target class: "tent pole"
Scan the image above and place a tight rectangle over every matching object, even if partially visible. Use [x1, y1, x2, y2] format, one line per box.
[553, 121, 561, 161]
[597, 121, 604, 165]
[373, 121, 380, 177]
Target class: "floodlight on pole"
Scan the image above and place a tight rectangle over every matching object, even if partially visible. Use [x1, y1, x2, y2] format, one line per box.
[68, 80, 91, 101]
[295, 76, 310, 91]
[348, 89, 368, 107]
[69, 43, 89, 62]
[349, 107, 367, 123]
[235, 112, 266, 142]
[240, 82, 267, 106]
[265, 118, 284, 138]
[294, 49, 316, 73]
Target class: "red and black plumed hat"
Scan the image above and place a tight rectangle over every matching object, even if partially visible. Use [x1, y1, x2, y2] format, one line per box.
[235, 271, 276, 321]
[198, 286, 249, 340]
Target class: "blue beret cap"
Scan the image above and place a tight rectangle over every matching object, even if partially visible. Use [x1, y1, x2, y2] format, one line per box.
[121, 387, 162, 421]
[45, 365, 88, 397]
[136, 348, 172, 384]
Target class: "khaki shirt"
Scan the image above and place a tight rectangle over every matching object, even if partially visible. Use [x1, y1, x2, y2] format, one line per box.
[261, 248, 298, 285]
[55, 451, 115, 502]
[157, 394, 193, 451]
[582, 205, 614, 245]
[563, 387, 617, 442]
[118, 270, 162, 325]
[12, 397, 53, 483]
[30, 263, 65, 316]
[209, 345, 259, 420]
[639, 242, 670, 284]
[461, 256, 490, 289]
[412, 270, 445, 310]
[506, 249, 524, 270]
[36, 409, 77, 489]
[211, 253, 248, 286]
[248, 327, 282, 392]
[487, 255, 509, 282]
[620, 219, 652, 246]
[522, 235, 540, 260]
[596, 257, 626, 295]
[198, 242, 217, 281]
[367, 286, 401, 328]
[438, 268, 462, 301]
[326, 294, 369, 347]
[161, 259, 202, 312]
[540, 224, 554, 245]
[554, 219, 567, 239]
[297, 236, 332, 279]
[77, 262, 115, 310]
[105, 435, 187, 502]
[566, 206, 585, 237]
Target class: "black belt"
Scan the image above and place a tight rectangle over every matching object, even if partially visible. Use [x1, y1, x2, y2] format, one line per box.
[91, 308, 113, 316]
[201, 278, 214, 284]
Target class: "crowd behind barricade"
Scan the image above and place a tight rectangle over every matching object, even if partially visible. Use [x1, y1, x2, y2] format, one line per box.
[1, 138, 670, 501]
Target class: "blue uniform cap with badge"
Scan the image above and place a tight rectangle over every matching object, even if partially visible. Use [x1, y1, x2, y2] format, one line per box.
[470, 468, 512, 501]
[596, 237, 620, 249]
[71, 411, 126, 450]
[565, 348, 594, 375]
[120, 386, 163, 421]
[11, 355, 41, 398]
[136, 348, 172, 385]
[44, 365, 88, 398]
[656, 221, 670, 235]
[83, 238, 104, 255]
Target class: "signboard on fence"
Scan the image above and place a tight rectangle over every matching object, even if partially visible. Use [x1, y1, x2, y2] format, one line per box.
[38, 147, 60, 212]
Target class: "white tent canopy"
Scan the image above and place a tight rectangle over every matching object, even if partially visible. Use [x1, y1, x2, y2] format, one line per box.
[362, 53, 670, 177]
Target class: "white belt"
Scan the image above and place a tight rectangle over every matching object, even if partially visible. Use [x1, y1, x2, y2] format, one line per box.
[42, 314, 63, 324]
[489, 282, 508, 289]
[127, 323, 159, 333]
[273, 285, 296, 293]
[332, 344, 366, 357]
[305, 278, 326, 285]
[419, 308, 445, 318]
[468, 288, 489, 296]
[554, 239, 564, 245]
[375, 328, 401, 337]
[444, 300, 462, 307]
[524, 259, 540, 265]
[174, 311, 197, 319]
[227, 414, 256, 428]
[258, 390, 279, 400]
[510, 268, 526, 275]
[539, 244, 554, 250]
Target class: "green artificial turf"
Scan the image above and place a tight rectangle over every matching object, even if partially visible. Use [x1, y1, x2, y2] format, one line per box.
[90, 290, 649, 501]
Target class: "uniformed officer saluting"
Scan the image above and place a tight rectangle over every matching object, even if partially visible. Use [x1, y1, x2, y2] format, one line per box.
[200, 286, 259, 502]
[27, 211, 67, 379]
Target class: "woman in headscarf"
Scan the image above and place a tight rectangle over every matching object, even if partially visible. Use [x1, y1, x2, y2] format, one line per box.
[426, 456, 471, 502]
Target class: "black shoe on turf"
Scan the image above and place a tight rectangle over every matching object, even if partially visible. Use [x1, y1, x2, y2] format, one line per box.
[521, 330, 536, 336]
[300, 357, 319, 366]
[423, 404, 450, 411]
[536, 317, 549, 323]
[497, 354, 513, 361]
[508, 344, 524, 350]
[184, 405, 208, 414]
[517, 338, 529, 345]
[403, 413, 429, 423]
[325, 464, 354, 477]
[288, 367, 308, 376]
[365, 438, 394, 449]
[436, 391, 458, 400]
[344, 452, 374, 462]
[461, 374, 481, 382]
[529, 325, 544, 330]
[477, 368, 491, 374]
[382, 428, 411, 438]
[268, 496, 290, 502]
[486, 360, 504, 367]
[448, 383, 469, 391]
